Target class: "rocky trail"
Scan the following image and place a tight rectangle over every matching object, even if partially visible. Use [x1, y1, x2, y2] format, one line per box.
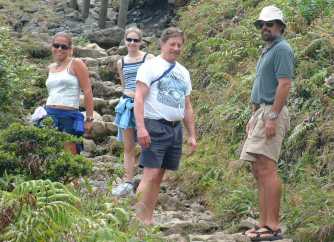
[9, 0, 295, 241]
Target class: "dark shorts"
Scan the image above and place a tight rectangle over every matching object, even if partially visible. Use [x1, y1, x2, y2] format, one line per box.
[140, 118, 183, 171]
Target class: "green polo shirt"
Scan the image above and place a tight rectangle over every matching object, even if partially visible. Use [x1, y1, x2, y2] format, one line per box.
[251, 36, 294, 104]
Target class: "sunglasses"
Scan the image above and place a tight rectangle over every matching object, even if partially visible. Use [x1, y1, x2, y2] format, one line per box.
[52, 43, 70, 50]
[255, 21, 275, 29]
[126, 38, 140, 43]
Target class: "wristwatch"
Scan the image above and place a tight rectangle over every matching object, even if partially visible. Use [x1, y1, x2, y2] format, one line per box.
[86, 116, 94, 122]
[267, 111, 279, 120]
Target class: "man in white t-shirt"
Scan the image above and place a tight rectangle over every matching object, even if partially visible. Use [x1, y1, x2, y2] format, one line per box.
[134, 27, 197, 225]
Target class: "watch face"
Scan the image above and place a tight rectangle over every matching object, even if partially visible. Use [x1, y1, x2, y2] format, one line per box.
[268, 112, 278, 119]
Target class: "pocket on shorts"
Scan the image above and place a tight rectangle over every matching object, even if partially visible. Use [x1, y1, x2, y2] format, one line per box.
[277, 107, 290, 137]
[145, 119, 165, 138]
[251, 114, 265, 138]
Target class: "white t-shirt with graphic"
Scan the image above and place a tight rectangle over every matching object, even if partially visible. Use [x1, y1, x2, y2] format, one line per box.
[136, 55, 192, 121]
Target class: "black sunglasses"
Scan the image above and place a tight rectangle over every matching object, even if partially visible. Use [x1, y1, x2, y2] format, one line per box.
[126, 37, 140, 43]
[255, 21, 275, 29]
[52, 43, 70, 50]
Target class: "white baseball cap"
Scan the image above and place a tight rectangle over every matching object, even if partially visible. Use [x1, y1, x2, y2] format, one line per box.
[255, 5, 286, 26]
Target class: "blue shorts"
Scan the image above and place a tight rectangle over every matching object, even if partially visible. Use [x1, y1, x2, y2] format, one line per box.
[140, 119, 183, 171]
[45, 107, 84, 152]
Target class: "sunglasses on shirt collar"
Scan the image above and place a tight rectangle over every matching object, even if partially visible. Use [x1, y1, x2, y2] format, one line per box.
[52, 43, 70, 50]
[126, 37, 141, 43]
[255, 20, 276, 29]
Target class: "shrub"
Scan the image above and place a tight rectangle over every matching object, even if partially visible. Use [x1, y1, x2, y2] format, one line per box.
[0, 122, 92, 183]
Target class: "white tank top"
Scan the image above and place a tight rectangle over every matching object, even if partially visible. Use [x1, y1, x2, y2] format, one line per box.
[46, 58, 80, 109]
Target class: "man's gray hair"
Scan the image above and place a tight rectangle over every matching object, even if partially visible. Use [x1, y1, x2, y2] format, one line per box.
[160, 27, 185, 43]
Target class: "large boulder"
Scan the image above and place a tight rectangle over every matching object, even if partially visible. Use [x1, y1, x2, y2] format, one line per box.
[95, 97, 118, 115]
[81, 110, 103, 122]
[97, 55, 121, 82]
[74, 43, 108, 58]
[86, 27, 124, 48]
[97, 55, 121, 72]
[92, 81, 122, 98]
[106, 45, 128, 56]
[83, 138, 97, 153]
[80, 57, 99, 72]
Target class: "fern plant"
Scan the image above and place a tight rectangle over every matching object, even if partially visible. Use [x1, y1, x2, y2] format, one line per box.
[0, 179, 80, 242]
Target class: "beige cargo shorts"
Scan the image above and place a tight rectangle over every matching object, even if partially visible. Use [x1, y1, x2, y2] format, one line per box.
[240, 104, 290, 162]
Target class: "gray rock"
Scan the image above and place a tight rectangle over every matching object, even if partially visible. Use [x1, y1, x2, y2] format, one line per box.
[81, 109, 103, 122]
[106, 46, 120, 56]
[91, 121, 106, 138]
[325, 74, 334, 88]
[159, 193, 184, 211]
[97, 55, 121, 65]
[91, 97, 109, 114]
[105, 45, 128, 56]
[86, 26, 124, 48]
[97, 55, 121, 74]
[92, 81, 122, 98]
[83, 139, 97, 153]
[189, 232, 236, 242]
[74, 43, 108, 58]
[102, 115, 114, 122]
[239, 217, 259, 230]
[105, 122, 117, 135]
[156, 211, 219, 235]
[92, 155, 118, 163]
[108, 136, 123, 156]
[65, 10, 82, 21]
[108, 98, 120, 108]
[117, 45, 128, 56]
[89, 71, 102, 82]
[163, 234, 187, 242]
[80, 57, 99, 72]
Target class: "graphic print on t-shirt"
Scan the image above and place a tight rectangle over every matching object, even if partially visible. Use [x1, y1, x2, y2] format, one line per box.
[157, 71, 187, 109]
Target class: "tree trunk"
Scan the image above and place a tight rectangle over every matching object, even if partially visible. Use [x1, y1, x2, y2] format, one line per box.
[117, 0, 129, 29]
[70, 0, 79, 10]
[82, 0, 91, 19]
[98, 0, 109, 29]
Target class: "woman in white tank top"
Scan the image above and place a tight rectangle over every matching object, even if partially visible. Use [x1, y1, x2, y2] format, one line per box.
[45, 32, 94, 154]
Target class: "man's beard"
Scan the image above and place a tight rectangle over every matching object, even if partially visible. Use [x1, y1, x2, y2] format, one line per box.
[261, 30, 276, 42]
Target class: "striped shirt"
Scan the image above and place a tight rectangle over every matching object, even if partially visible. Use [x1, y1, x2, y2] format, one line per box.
[122, 53, 148, 91]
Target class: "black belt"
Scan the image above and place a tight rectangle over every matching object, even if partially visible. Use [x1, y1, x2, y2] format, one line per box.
[253, 102, 273, 111]
[157, 119, 180, 127]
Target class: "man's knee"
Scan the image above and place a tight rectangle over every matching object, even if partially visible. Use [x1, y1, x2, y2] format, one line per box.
[143, 168, 165, 183]
[253, 155, 278, 177]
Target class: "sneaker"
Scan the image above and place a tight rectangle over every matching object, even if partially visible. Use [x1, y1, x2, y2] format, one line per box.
[112, 182, 134, 197]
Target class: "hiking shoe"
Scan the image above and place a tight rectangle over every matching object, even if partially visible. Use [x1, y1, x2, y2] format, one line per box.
[112, 182, 134, 197]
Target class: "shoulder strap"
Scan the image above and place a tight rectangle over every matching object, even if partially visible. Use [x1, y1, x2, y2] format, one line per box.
[150, 63, 176, 86]
[66, 58, 74, 73]
[142, 53, 148, 62]
[121, 57, 124, 68]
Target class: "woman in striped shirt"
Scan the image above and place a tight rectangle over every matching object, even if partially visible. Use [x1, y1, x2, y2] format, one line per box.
[113, 27, 154, 196]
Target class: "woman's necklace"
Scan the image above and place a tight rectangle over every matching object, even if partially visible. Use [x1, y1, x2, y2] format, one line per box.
[127, 52, 143, 62]
[55, 58, 70, 70]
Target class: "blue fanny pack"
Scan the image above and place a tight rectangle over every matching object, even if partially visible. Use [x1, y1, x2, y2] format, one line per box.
[45, 107, 85, 135]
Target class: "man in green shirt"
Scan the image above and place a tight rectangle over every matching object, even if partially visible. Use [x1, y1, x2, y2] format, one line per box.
[240, 5, 294, 241]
